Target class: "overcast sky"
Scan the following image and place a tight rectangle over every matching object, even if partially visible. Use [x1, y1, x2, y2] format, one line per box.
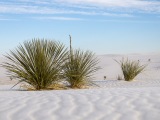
[0, 0, 160, 55]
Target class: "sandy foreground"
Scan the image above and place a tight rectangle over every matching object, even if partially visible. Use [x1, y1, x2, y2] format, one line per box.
[0, 53, 160, 120]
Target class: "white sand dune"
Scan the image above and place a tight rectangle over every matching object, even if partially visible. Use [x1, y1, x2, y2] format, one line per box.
[0, 57, 17, 85]
[94, 53, 160, 80]
[0, 53, 160, 120]
[0, 84, 160, 120]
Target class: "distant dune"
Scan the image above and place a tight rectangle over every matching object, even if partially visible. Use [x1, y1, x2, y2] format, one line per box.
[94, 53, 160, 80]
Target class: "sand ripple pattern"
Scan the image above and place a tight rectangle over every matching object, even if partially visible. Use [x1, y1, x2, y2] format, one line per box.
[0, 86, 160, 120]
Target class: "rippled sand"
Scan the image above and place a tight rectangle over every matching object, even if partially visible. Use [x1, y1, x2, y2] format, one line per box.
[0, 83, 160, 120]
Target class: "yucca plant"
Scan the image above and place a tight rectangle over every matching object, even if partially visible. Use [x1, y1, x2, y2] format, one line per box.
[63, 49, 100, 88]
[2, 39, 68, 90]
[116, 58, 146, 81]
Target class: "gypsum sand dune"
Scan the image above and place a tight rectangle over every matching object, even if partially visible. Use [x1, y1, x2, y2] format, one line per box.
[0, 79, 160, 120]
[0, 53, 160, 120]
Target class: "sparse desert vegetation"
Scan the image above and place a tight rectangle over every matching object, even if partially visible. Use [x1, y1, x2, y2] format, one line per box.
[116, 58, 146, 81]
[2, 39, 100, 90]
[63, 49, 100, 88]
[1, 51, 160, 120]
[1, 0, 160, 119]
[2, 39, 68, 90]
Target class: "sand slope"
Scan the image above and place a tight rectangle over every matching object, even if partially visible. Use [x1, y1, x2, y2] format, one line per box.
[0, 53, 160, 120]
[95, 53, 160, 80]
[0, 85, 160, 120]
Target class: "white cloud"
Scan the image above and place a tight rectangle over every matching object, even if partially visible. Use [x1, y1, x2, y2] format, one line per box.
[98, 19, 160, 23]
[0, 0, 159, 20]
[0, 3, 134, 17]
[0, 4, 60, 14]
[0, 18, 17, 21]
[34, 16, 83, 21]
[55, 0, 160, 13]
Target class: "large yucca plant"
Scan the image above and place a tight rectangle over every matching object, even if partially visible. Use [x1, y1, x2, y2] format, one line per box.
[116, 58, 146, 81]
[2, 39, 68, 90]
[63, 49, 100, 88]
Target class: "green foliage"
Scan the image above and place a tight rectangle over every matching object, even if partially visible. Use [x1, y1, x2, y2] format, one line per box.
[63, 49, 100, 88]
[2, 39, 68, 90]
[116, 58, 146, 81]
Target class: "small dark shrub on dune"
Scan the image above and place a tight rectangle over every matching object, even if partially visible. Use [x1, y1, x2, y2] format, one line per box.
[2, 39, 68, 90]
[63, 49, 100, 88]
[116, 58, 146, 81]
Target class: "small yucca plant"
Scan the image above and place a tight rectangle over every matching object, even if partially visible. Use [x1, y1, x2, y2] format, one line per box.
[2, 39, 68, 90]
[116, 58, 146, 81]
[63, 49, 100, 88]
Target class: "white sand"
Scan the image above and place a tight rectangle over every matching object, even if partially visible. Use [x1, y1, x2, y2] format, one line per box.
[0, 53, 160, 120]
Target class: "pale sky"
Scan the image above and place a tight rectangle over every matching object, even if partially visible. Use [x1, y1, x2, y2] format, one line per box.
[0, 0, 160, 55]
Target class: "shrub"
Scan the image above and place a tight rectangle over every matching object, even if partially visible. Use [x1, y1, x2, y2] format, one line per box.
[63, 49, 100, 88]
[2, 39, 68, 90]
[116, 58, 146, 81]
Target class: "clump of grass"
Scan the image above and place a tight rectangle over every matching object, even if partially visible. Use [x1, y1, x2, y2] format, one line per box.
[2, 39, 68, 90]
[63, 49, 100, 88]
[116, 58, 146, 81]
